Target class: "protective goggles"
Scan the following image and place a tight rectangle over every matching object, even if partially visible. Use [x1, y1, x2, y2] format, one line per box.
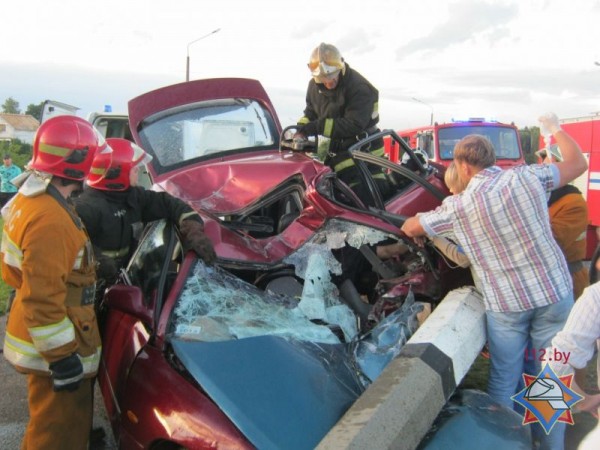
[308, 60, 341, 78]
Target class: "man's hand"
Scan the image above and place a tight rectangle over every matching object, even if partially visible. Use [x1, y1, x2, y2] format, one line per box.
[400, 216, 426, 238]
[179, 219, 217, 265]
[49, 353, 83, 392]
[538, 112, 561, 135]
[298, 120, 321, 137]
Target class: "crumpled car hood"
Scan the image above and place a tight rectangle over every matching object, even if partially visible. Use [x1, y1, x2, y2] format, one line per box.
[171, 337, 364, 450]
[167, 220, 426, 449]
[157, 151, 323, 214]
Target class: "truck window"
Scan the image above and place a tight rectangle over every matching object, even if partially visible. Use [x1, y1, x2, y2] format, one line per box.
[437, 126, 520, 160]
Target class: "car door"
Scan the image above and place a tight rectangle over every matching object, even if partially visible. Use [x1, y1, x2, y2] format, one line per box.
[351, 148, 448, 219]
[99, 220, 177, 425]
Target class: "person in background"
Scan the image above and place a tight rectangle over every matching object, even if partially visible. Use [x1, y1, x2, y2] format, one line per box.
[537, 146, 589, 299]
[1, 116, 108, 449]
[545, 255, 600, 450]
[74, 138, 216, 308]
[295, 42, 386, 204]
[400, 113, 588, 450]
[0, 154, 22, 207]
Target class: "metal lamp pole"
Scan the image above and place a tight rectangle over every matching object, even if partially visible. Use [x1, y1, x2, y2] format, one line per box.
[186, 28, 221, 82]
[411, 97, 434, 125]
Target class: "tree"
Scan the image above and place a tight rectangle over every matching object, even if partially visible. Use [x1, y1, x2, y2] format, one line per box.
[2, 97, 21, 114]
[0, 139, 32, 169]
[519, 126, 540, 164]
[26, 102, 44, 122]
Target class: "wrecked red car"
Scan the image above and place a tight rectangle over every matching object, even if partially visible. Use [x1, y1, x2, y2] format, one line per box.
[98, 78, 474, 449]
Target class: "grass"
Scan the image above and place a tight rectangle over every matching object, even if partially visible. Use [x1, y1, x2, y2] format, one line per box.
[460, 354, 490, 391]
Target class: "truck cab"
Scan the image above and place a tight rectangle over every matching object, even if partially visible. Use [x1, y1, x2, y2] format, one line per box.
[385, 118, 525, 169]
[41, 100, 132, 141]
[87, 112, 132, 141]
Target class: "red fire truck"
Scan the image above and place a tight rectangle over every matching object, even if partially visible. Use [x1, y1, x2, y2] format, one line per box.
[385, 118, 526, 169]
[538, 114, 600, 260]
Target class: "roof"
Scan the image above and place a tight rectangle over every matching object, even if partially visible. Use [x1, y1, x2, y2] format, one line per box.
[0, 114, 40, 131]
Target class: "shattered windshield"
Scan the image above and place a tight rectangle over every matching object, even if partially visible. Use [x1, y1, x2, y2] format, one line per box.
[138, 98, 277, 170]
[170, 220, 391, 344]
[169, 218, 425, 384]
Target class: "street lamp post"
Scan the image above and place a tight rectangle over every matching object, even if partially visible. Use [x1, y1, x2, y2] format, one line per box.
[186, 28, 221, 82]
[411, 97, 434, 125]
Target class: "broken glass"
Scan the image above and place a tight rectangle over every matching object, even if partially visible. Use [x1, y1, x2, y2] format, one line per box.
[170, 218, 422, 385]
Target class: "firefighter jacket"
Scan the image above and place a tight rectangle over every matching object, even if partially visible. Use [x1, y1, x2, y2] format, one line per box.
[297, 63, 384, 172]
[74, 186, 200, 282]
[548, 184, 589, 298]
[2, 185, 101, 376]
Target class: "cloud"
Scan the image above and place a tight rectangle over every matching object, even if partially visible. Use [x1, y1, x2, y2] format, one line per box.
[395, 0, 518, 59]
[289, 20, 329, 40]
[337, 29, 377, 56]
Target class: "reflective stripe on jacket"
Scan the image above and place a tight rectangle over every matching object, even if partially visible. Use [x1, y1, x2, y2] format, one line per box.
[1, 186, 101, 376]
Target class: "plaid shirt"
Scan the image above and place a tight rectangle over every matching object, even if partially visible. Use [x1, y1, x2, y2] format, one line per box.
[420, 164, 572, 312]
[549, 282, 600, 377]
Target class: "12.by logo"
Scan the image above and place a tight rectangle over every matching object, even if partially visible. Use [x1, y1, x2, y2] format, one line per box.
[511, 365, 583, 434]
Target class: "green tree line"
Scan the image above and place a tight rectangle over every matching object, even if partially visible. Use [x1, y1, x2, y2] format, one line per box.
[1, 97, 45, 168]
[2, 97, 44, 122]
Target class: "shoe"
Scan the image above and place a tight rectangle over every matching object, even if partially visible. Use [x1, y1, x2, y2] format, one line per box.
[480, 342, 490, 359]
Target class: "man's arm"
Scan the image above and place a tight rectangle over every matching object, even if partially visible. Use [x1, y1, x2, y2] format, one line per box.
[539, 113, 588, 187]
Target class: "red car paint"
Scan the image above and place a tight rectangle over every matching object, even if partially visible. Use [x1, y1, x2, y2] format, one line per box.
[99, 78, 469, 449]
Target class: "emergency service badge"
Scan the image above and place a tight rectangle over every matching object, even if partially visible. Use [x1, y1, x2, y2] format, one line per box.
[511, 365, 583, 434]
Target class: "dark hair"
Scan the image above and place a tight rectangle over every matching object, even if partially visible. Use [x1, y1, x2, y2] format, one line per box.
[3, 154, 11, 160]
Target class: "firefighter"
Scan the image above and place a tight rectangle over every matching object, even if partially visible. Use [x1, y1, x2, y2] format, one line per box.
[74, 138, 216, 311]
[548, 185, 589, 298]
[538, 147, 589, 298]
[295, 43, 388, 205]
[1, 115, 109, 449]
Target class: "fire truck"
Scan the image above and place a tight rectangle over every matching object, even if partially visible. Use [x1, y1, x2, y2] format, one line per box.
[385, 118, 526, 169]
[538, 114, 600, 260]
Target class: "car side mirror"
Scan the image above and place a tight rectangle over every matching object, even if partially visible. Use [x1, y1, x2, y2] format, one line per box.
[104, 284, 153, 326]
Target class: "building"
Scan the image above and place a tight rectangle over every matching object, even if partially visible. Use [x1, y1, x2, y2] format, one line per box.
[0, 113, 40, 145]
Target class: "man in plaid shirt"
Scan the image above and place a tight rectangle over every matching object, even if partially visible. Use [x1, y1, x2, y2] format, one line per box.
[401, 113, 587, 450]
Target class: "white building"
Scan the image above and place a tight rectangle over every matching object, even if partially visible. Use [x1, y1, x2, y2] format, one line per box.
[0, 114, 40, 144]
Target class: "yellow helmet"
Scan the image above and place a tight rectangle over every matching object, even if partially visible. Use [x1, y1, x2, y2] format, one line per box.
[308, 43, 346, 82]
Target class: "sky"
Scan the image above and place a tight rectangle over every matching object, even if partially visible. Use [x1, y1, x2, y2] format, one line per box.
[2, 0, 600, 130]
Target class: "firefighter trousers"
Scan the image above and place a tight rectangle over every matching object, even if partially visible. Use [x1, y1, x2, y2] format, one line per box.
[21, 375, 93, 450]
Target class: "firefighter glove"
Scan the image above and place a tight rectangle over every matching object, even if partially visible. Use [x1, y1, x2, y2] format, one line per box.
[180, 219, 217, 265]
[538, 112, 561, 135]
[49, 353, 84, 392]
[299, 119, 321, 137]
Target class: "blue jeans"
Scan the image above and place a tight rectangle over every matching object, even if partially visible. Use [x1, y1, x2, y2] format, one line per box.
[486, 296, 573, 450]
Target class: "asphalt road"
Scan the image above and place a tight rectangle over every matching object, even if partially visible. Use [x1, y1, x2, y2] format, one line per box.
[0, 314, 116, 450]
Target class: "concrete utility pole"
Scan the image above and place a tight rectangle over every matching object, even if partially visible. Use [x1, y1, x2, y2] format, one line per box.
[186, 28, 221, 82]
[411, 97, 434, 125]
